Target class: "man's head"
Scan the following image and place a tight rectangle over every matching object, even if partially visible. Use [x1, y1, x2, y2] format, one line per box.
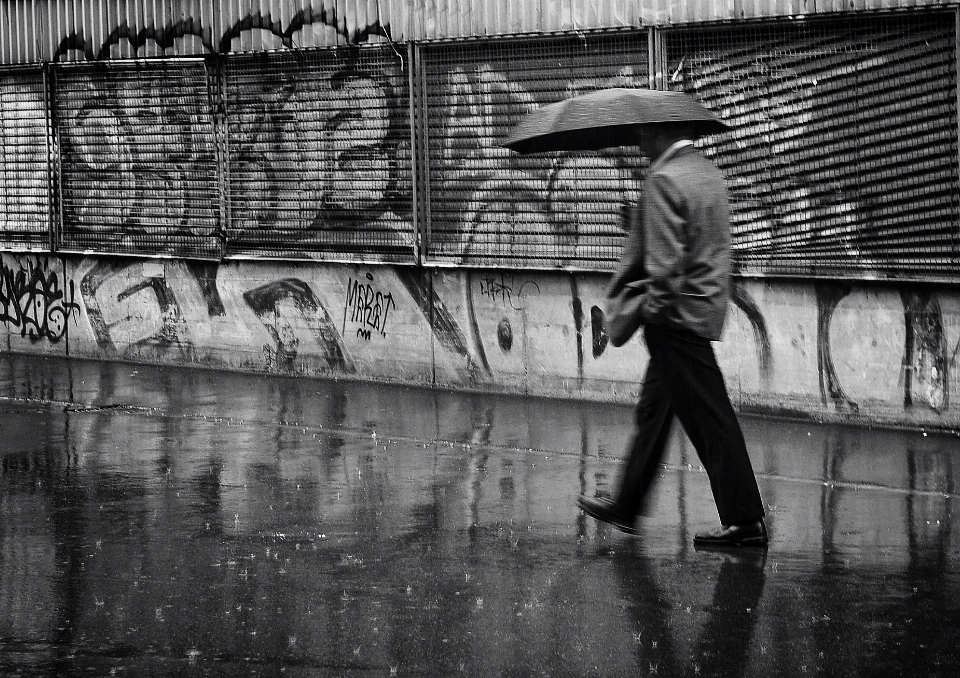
[635, 123, 695, 161]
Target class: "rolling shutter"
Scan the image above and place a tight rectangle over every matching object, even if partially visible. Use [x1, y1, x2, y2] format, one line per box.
[0, 66, 50, 250]
[54, 59, 221, 259]
[669, 13, 960, 279]
[421, 31, 649, 270]
[223, 46, 414, 263]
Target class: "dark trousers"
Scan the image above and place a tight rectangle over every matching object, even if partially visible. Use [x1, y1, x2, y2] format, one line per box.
[614, 324, 765, 526]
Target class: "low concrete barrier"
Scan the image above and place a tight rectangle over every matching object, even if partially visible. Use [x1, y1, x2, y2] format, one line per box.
[1, 252, 956, 430]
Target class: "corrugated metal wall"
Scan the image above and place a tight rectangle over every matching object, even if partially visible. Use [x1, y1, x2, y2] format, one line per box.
[1, 1, 959, 63]
[2, 0, 219, 63]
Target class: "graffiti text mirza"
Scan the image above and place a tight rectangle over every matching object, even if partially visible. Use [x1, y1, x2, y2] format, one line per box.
[345, 275, 396, 340]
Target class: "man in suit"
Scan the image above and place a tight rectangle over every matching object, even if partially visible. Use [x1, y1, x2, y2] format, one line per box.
[578, 122, 767, 547]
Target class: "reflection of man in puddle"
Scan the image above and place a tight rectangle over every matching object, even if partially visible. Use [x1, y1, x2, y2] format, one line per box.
[611, 545, 767, 676]
[693, 550, 767, 674]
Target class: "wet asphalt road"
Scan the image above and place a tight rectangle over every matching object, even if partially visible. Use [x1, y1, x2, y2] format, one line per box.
[0, 354, 958, 677]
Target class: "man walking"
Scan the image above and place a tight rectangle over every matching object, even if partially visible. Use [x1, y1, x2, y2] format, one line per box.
[578, 122, 767, 547]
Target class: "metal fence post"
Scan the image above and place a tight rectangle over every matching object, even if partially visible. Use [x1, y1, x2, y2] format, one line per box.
[649, 26, 666, 91]
[411, 41, 431, 267]
[210, 53, 229, 261]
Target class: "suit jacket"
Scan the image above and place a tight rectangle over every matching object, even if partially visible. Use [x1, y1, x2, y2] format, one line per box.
[605, 143, 730, 343]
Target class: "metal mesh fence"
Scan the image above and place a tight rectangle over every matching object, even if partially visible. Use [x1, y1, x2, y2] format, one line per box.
[1, 12, 958, 279]
[421, 32, 649, 270]
[53, 59, 221, 259]
[0, 66, 50, 250]
[223, 46, 414, 263]
[668, 12, 960, 279]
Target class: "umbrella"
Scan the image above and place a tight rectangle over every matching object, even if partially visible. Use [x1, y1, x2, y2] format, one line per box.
[501, 88, 729, 154]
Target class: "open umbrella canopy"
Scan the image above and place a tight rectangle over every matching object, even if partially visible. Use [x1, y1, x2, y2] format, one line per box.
[501, 88, 729, 154]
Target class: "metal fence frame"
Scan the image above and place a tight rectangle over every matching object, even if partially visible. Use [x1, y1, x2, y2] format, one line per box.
[0, 9, 955, 281]
[51, 57, 223, 260]
[0, 63, 53, 253]
[416, 29, 652, 271]
[662, 12, 960, 281]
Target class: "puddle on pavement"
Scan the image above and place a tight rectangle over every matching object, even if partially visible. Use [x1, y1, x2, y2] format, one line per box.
[0, 356, 958, 676]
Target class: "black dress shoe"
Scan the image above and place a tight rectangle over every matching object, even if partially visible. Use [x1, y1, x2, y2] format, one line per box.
[693, 519, 768, 547]
[577, 496, 638, 535]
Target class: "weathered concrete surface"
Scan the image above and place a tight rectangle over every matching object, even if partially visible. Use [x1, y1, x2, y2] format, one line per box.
[3, 253, 959, 430]
[1, 354, 958, 676]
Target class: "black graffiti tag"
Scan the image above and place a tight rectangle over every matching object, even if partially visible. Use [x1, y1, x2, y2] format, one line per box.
[345, 274, 396, 340]
[478, 273, 540, 311]
[244, 278, 354, 372]
[0, 261, 80, 342]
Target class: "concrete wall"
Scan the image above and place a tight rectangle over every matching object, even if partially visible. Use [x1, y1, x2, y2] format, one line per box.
[2, 252, 956, 431]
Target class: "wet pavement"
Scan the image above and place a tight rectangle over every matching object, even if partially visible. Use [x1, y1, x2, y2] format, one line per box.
[0, 354, 959, 677]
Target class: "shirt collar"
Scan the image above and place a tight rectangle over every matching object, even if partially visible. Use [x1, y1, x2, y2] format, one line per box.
[649, 139, 694, 173]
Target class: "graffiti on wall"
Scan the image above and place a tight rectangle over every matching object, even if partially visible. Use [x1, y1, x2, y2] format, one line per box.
[344, 273, 396, 341]
[57, 67, 219, 247]
[426, 20, 958, 278]
[73, 260, 481, 378]
[80, 260, 197, 361]
[1, 10, 950, 279]
[43, 9, 414, 257]
[901, 289, 948, 412]
[476, 273, 540, 311]
[226, 59, 412, 246]
[53, 7, 389, 61]
[433, 60, 646, 266]
[0, 258, 80, 342]
[433, 50, 881, 269]
[0, 253, 952, 421]
[244, 278, 354, 372]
